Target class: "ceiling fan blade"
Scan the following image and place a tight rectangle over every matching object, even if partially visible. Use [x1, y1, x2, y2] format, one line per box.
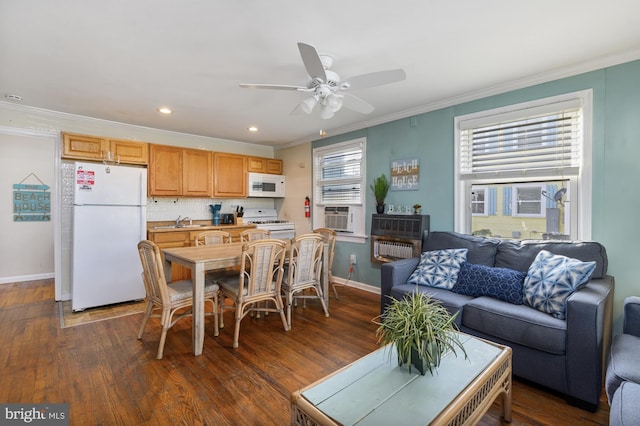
[343, 69, 406, 91]
[297, 42, 327, 83]
[239, 83, 306, 90]
[342, 93, 375, 115]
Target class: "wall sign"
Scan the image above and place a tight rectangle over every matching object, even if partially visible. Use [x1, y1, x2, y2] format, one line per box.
[13, 172, 51, 222]
[390, 158, 420, 191]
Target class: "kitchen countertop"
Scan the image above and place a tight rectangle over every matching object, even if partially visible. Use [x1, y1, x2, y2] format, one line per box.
[147, 221, 255, 234]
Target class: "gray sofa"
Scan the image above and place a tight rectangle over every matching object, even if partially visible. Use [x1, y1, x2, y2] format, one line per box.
[606, 297, 640, 424]
[381, 231, 614, 411]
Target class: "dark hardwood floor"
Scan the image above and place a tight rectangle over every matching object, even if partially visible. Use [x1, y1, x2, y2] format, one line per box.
[0, 280, 610, 425]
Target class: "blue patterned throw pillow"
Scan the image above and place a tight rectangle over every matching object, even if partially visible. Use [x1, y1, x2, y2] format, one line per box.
[523, 250, 596, 319]
[452, 262, 526, 305]
[407, 248, 468, 289]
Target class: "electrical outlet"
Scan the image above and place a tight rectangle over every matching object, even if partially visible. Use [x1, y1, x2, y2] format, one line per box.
[350, 254, 356, 265]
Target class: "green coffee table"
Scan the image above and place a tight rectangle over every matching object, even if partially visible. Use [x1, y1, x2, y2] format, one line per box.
[291, 334, 512, 425]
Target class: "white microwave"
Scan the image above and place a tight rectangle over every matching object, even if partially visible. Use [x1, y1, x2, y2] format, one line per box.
[247, 172, 286, 198]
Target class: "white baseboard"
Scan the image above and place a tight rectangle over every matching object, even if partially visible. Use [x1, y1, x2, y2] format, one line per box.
[0, 272, 54, 285]
[332, 277, 380, 295]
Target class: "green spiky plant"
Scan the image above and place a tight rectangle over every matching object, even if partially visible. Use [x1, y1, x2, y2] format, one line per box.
[370, 174, 391, 207]
[374, 293, 468, 375]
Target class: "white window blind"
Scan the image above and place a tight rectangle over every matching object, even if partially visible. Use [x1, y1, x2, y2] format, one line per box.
[459, 99, 582, 179]
[315, 139, 364, 204]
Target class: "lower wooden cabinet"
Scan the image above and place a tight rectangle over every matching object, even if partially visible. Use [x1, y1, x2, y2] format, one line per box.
[147, 231, 191, 281]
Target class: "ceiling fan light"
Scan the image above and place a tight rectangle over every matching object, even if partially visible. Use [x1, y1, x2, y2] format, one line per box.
[320, 104, 334, 119]
[300, 96, 318, 114]
[328, 94, 344, 112]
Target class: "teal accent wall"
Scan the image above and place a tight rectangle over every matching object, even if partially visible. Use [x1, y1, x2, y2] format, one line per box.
[316, 59, 640, 330]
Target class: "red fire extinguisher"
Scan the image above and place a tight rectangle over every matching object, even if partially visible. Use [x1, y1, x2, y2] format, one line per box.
[304, 196, 311, 218]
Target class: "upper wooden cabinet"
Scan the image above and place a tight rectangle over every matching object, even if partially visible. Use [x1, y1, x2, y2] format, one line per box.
[247, 156, 283, 175]
[148, 145, 183, 196]
[148, 145, 212, 197]
[108, 138, 149, 165]
[213, 153, 246, 198]
[183, 149, 212, 197]
[62, 132, 148, 165]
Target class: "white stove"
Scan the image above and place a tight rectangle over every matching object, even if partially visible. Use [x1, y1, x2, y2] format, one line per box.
[242, 208, 295, 239]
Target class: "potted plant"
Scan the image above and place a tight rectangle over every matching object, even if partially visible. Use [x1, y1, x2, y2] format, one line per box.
[373, 293, 467, 375]
[413, 204, 422, 214]
[371, 174, 391, 214]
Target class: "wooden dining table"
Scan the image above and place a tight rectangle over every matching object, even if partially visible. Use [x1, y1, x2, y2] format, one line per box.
[162, 240, 329, 356]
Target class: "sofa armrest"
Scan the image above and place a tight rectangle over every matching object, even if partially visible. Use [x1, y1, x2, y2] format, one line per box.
[565, 275, 614, 406]
[623, 296, 640, 337]
[380, 257, 419, 314]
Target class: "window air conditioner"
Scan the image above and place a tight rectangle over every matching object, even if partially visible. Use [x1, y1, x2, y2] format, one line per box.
[323, 206, 353, 233]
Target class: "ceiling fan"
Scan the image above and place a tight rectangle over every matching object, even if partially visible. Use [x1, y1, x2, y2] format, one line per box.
[240, 42, 406, 119]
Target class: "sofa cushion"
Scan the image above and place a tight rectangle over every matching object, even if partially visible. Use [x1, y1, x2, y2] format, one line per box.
[610, 381, 640, 426]
[495, 239, 607, 278]
[523, 250, 596, 319]
[452, 262, 526, 305]
[390, 283, 473, 327]
[423, 231, 499, 266]
[462, 296, 567, 355]
[407, 248, 468, 289]
[606, 333, 640, 402]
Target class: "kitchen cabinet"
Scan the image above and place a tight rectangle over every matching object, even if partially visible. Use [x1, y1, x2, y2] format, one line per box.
[62, 132, 148, 165]
[148, 145, 212, 197]
[147, 230, 191, 281]
[213, 152, 246, 198]
[148, 145, 183, 196]
[247, 156, 283, 175]
[183, 149, 212, 197]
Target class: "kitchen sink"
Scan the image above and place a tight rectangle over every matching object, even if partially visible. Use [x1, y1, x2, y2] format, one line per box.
[152, 224, 205, 229]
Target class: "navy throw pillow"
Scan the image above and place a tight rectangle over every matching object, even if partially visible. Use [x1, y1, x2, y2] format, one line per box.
[452, 262, 526, 305]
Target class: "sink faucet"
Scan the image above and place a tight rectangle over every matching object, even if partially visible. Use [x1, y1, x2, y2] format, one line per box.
[175, 216, 192, 227]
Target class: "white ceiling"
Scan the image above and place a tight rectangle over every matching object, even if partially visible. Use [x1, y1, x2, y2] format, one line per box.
[1, 1, 640, 147]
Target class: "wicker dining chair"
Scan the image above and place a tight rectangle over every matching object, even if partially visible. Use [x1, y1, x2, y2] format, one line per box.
[240, 228, 271, 242]
[137, 240, 219, 359]
[281, 233, 329, 328]
[217, 239, 289, 348]
[194, 230, 232, 246]
[313, 227, 338, 299]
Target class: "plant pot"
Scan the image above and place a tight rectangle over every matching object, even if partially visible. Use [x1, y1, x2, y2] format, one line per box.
[398, 344, 441, 375]
[376, 204, 385, 214]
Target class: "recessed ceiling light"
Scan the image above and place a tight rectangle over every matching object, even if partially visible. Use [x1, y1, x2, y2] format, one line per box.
[248, 126, 258, 132]
[157, 107, 172, 114]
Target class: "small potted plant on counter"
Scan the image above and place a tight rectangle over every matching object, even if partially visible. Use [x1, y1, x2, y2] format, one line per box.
[373, 293, 467, 375]
[371, 174, 391, 214]
[413, 204, 422, 214]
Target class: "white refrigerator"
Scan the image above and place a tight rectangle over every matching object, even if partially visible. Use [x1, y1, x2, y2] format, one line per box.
[71, 162, 147, 311]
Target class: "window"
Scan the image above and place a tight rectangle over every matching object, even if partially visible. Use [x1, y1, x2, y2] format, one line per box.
[455, 90, 592, 240]
[512, 184, 544, 217]
[313, 138, 366, 241]
[471, 187, 487, 216]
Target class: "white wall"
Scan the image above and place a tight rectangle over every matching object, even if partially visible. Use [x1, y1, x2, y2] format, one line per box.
[0, 127, 57, 283]
[276, 142, 313, 235]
